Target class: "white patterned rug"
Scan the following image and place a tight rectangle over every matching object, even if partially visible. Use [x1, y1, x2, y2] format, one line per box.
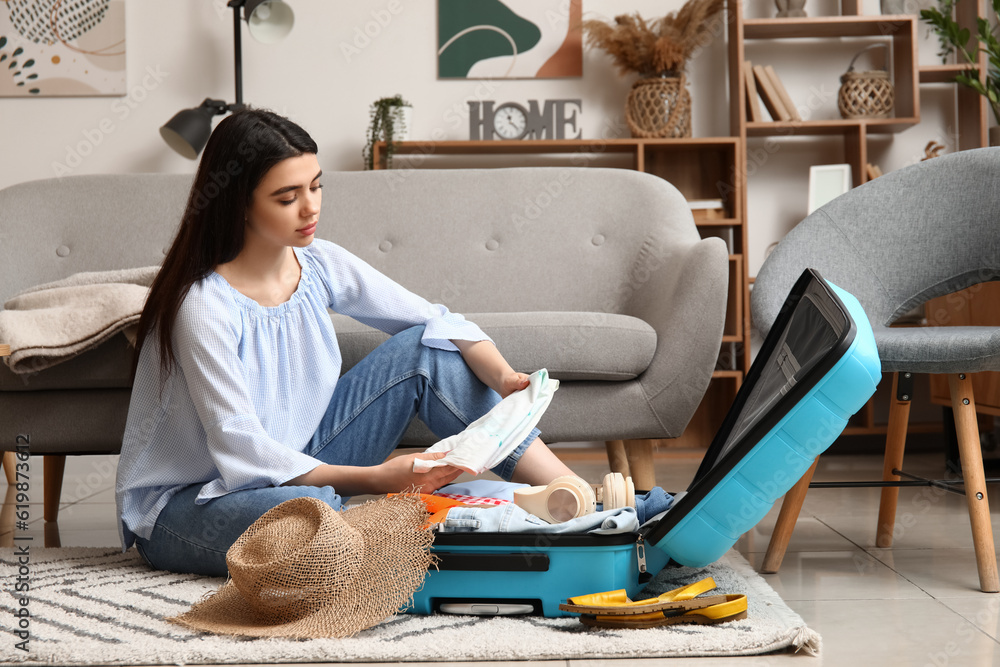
[1, 546, 819, 664]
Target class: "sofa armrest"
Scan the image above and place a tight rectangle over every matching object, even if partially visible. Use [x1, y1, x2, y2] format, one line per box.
[626, 237, 730, 437]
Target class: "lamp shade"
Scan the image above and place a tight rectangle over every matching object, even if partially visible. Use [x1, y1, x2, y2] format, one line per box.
[159, 105, 217, 160]
[246, 0, 294, 43]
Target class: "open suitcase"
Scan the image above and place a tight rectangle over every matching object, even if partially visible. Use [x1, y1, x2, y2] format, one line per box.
[410, 268, 882, 617]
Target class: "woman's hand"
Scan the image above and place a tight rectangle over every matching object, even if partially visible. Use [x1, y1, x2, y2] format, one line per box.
[372, 451, 464, 494]
[499, 371, 530, 398]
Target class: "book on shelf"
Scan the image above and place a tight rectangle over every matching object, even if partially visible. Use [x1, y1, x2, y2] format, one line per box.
[744, 60, 763, 122]
[752, 64, 790, 122]
[764, 65, 801, 122]
[688, 198, 726, 221]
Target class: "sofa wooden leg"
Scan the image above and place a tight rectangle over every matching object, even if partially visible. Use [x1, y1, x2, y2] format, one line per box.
[876, 372, 911, 548]
[44, 520, 61, 548]
[761, 457, 819, 574]
[949, 373, 999, 593]
[0, 350, 9, 487]
[624, 439, 656, 490]
[1, 483, 15, 538]
[43, 455, 66, 523]
[604, 440, 630, 479]
[2, 451, 15, 485]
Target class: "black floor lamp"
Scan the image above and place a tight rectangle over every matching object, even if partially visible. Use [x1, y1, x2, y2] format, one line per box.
[160, 0, 294, 159]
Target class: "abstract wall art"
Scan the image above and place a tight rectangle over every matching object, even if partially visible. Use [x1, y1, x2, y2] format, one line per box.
[438, 0, 582, 79]
[1, 0, 125, 97]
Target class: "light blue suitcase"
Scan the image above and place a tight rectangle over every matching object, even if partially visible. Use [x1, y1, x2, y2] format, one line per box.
[410, 269, 881, 617]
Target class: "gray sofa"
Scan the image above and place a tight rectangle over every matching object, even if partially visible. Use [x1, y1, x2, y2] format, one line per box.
[0, 167, 729, 521]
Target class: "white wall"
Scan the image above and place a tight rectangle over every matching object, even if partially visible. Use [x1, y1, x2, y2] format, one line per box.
[0, 0, 966, 278]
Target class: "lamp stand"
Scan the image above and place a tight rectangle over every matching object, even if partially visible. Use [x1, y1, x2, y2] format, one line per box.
[228, 0, 246, 110]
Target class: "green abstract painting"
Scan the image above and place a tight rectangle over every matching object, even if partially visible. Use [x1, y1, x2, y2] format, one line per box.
[438, 0, 582, 79]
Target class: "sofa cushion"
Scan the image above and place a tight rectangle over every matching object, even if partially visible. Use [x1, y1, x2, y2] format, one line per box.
[0, 311, 657, 392]
[335, 311, 657, 382]
[0, 333, 135, 391]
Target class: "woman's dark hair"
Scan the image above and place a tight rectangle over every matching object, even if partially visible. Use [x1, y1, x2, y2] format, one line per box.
[135, 109, 318, 377]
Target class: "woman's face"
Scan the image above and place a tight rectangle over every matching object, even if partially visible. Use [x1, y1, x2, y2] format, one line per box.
[245, 153, 322, 250]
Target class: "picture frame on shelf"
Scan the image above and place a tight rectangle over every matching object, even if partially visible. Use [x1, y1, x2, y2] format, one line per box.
[807, 164, 852, 214]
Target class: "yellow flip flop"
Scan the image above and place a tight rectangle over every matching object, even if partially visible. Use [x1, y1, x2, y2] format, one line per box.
[579, 593, 748, 629]
[559, 577, 721, 616]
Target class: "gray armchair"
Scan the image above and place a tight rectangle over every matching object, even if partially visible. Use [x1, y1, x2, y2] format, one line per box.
[752, 148, 1000, 592]
[0, 168, 729, 522]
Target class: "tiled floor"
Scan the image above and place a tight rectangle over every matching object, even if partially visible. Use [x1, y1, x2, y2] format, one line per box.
[4, 447, 1000, 665]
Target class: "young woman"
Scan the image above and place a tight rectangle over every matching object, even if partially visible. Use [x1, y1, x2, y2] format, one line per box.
[116, 109, 576, 576]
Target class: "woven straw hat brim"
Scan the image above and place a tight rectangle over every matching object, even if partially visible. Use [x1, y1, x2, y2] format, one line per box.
[167, 494, 433, 639]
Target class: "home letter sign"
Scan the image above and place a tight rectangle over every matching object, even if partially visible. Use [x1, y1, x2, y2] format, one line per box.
[469, 99, 582, 140]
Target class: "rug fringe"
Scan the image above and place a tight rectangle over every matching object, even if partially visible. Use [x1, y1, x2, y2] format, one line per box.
[789, 626, 822, 656]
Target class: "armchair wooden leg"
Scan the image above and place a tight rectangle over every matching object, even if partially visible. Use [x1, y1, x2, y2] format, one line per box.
[624, 439, 656, 490]
[761, 457, 819, 574]
[605, 440, 631, 479]
[3, 451, 15, 485]
[876, 372, 911, 548]
[43, 455, 66, 523]
[949, 373, 999, 593]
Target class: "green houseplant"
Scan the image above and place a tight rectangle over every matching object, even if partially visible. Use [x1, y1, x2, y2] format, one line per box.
[363, 95, 411, 170]
[921, 0, 1000, 124]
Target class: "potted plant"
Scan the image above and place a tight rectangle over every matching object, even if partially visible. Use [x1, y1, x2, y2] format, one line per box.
[363, 95, 412, 170]
[921, 0, 1000, 142]
[582, 0, 724, 138]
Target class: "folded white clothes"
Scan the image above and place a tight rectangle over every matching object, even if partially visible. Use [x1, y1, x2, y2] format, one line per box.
[413, 368, 558, 474]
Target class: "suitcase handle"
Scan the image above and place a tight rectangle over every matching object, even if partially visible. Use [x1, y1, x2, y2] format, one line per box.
[435, 551, 550, 572]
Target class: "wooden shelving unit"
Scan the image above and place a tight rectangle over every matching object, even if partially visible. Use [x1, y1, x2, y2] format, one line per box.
[727, 0, 994, 436]
[372, 137, 749, 448]
[728, 0, 986, 212]
[727, 1, 921, 189]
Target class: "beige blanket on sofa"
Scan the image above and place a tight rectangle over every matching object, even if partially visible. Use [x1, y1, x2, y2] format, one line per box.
[0, 267, 158, 374]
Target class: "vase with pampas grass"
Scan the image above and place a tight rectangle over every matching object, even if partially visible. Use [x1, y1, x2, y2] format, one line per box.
[583, 0, 725, 138]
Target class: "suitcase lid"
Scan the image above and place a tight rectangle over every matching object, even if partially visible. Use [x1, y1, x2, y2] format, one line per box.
[642, 268, 858, 546]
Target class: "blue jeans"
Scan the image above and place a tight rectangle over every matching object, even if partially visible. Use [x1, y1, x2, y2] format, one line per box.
[134, 326, 538, 576]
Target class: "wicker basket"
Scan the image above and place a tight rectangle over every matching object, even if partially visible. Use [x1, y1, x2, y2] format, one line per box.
[625, 74, 692, 138]
[838, 44, 894, 119]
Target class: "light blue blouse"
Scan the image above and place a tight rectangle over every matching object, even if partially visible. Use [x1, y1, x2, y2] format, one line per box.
[115, 238, 491, 551]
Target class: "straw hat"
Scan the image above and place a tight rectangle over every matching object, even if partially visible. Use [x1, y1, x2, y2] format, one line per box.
[168, 493, 434, 639]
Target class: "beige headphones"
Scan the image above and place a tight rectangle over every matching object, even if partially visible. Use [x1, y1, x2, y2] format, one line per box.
[513, 475, 596, 524]
[599, 472, 636, 512]
[513, 472, 636, 524]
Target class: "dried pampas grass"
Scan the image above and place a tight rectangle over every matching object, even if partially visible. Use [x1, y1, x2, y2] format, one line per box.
[582, 0, 725, 77]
